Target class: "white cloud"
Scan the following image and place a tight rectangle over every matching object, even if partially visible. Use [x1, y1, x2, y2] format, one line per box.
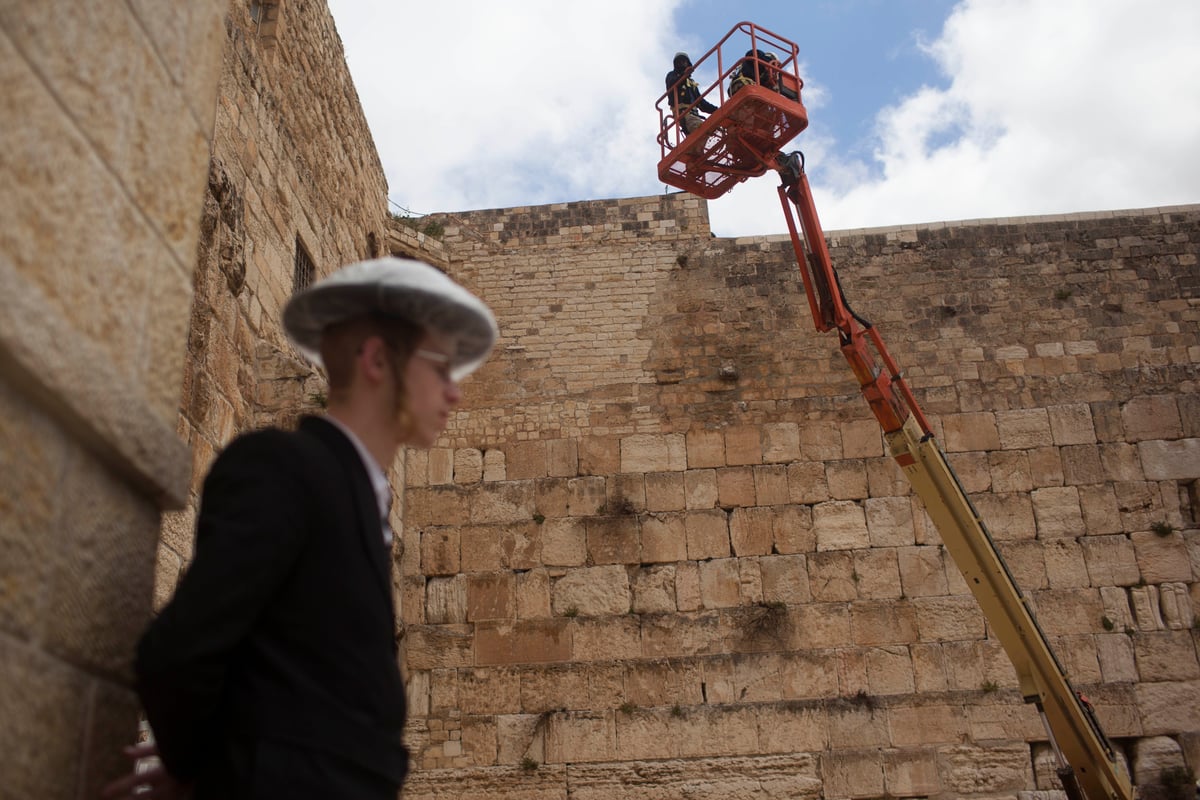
[331, 1, 1200, 236]
[328, 0, 687, 214]
[714, 0, 1200, 235]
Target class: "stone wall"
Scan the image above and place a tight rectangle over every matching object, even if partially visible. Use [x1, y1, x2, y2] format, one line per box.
[0, 1, 226, 797]
[398, 197, 1200, 799]
[154, 0, 434, 602]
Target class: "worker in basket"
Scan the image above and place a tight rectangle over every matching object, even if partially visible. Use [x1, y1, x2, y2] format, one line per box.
[729, 49, 780, 95]
[665, 51, 718, 137]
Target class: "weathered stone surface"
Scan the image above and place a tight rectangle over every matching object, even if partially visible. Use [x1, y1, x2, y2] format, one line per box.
[551, 566, 631, 617]
[813, 500, 869, 551]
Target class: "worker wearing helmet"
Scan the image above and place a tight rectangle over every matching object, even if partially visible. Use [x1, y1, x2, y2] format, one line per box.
[665, 51, 718, 137]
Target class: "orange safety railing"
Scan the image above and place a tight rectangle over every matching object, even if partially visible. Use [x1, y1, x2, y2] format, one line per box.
[655, 22, 809, 199]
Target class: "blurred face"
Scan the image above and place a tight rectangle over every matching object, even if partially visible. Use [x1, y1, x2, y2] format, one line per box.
[398, 333, 462, 448]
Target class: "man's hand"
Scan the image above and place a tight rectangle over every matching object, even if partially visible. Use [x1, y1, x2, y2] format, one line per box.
[100, 742, 190, 800]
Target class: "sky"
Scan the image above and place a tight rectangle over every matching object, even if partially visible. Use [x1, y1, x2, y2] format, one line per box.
[327, 0, 1200, 237]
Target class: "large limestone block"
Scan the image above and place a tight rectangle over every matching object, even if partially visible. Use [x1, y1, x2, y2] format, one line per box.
[826, 459, 869, 500]
[865, 645, 915, 695]
[787, 461, 830, 504]
[551, 565, 630, 617]
[1028, 589, 1103, 637]
[729, 506, 773, 556]
[400, 764, 567, 799]
[762, 422, 801, 463]
[943, 412, 1001, 452]
[517, 569, 551, 619]
[939, 742, 1033, 795]
[752, 464, 789, 505]
[813, 500, 869, 551]
[421, 527, 461, 576]
[571, 616, 642, 662]
[545, 711, 614, 763]
[1158, 582, 1195, 629]
[566, 753, 822, 800]
[0, 638, 91, 800]
[898, 545, 950, 597]
[997, 408, 1054, 450]
[1044, 539, 1090, 588]
[1132, 631, 1200, 681]
[853, 549, 902, 600]
[428, 448, 454, 485]
[1077, 484, 1125, 535]
[702, 652, 785, 703]
[457, 666, 521, 715]
[623, 658, 704, 707]
[685, 428, 726, 469]
[461, 521, 541, 573]
[1048, 403, 1098, 445]
[1132, 531, 1194, 584]
[851, 600, 920, 646]
[684, 468, 719, 509]
[640, 513, 687, 564]
[631, 565, 677, 614]
[884, 747, 942, 797]
[772, 503, 815, 554]
[640, 611, 722, 658]
[46, 453, 160, 676]
[913, 595, 986, 642]
[471, 481, 536, 524]
[808, 551, 858, 602]
[566, 476, 605, 516]
[1122, 395, 1183, 442]
[1096, 632, 1138, 682]
[426, 575, 467, 624]
[759, 554, 811, 605]
[644, 471, 684, 512]
[716, 466, 756, 507]
[757, 704, 829, 752]
[541, 518, 586, 568]
[684, 509, 730, 560]
[822, 747, 885, 798]
[454, 448, 484, 483]
[613, 708, 677, 761]
[989, 450, 1034, 492]
[475, 619, 572, 666]
[1139, 439, 1200, 480]
[888, 703, 967, 746]
[620, 433, 686, 473]
[1031, 486, 1085, 538]
[1082, 534, 1141, 586]
[864, 495, 915, 547]
[1135, 680, 1200, 736]
[698, 558, 740, 609]
[971, 492, 1036, 541]
[585, 515, 640, 565]
[406, 624, 475, 670]
[467, 572, 516, 621]
[725, 425, 764, 466]
[842, 419, 884, 458]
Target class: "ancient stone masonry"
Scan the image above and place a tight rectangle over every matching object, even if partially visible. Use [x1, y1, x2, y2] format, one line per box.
[155, 0, 427, 603]
[399, 198, 1200, 799]
[0, 1, 227, 795]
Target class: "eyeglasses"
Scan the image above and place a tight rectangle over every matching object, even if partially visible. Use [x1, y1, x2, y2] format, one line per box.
[413, 349, 454, 382]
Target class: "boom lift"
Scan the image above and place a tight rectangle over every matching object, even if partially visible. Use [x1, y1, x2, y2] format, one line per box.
[656, 22, 1135, 800]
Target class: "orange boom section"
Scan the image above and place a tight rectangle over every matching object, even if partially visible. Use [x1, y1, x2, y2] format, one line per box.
[655, 22, 809, 199]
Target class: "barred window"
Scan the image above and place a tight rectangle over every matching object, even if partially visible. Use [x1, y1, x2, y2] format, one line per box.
[293, 236, 315, 293]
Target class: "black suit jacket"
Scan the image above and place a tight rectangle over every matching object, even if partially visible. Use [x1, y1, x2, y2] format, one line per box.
[136, 416, 407, 797]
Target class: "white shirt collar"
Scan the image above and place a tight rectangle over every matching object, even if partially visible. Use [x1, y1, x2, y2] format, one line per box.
[323, 415, 393, 545]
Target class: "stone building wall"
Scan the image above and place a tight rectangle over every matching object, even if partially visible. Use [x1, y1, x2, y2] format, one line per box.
[0, 1, 226, 797]
[398, 196, 1200, 799]
[154, 0, 443, 602]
